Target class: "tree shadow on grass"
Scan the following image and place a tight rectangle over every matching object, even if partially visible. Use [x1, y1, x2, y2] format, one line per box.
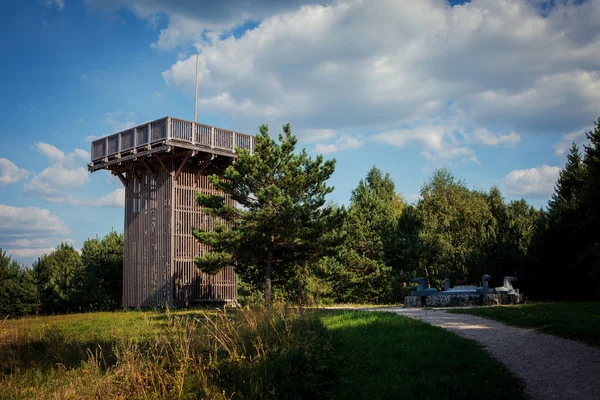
[319, 310, 527, 400]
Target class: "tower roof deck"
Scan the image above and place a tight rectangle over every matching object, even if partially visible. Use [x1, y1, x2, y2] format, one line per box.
[88, 116, 254, 172]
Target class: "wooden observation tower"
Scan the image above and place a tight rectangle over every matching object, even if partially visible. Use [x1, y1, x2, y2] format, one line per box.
[89, 117, 254, 307]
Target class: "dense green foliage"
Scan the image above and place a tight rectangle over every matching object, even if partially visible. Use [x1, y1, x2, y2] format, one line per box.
[79, 231, 124, 310]
[193, 124, 344, 304]
[33, 243, 85, 313]
[0, 250, 38, 316]
[0, 231, 123, 316]
[526, 119, 600, 300]
[3, 117, 600, 310]
[195, 116, 600, 304]
[450, 302, 600, 347]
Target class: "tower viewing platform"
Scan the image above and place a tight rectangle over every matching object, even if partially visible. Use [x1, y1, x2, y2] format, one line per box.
[88, 116, 253, 308]
[89, 116, 254, 172]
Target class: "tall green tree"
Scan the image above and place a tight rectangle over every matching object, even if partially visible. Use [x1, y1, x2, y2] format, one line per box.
[417, 169, 493, 286]
[581, 118, 600, 298]
[347, 167, 405, 265]
[528, 142, 590, 299]
[0, 250, 38, 316]
[79, 231, 124, 310]
[33, 243, 84, 313]
[193, 124, 342, 304]
[332, 167, 405, 303]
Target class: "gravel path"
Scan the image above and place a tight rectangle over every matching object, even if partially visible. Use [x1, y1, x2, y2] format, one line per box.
[370, 307, 600, 400]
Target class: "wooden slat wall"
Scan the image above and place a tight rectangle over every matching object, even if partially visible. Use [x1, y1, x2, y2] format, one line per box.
[123, 165, 172, 308]
[122, 153, 236, 308]
[172, 161, 237, 306]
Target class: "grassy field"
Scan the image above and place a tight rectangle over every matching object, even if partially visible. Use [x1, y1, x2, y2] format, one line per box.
[321, 311, 526, 400]
[449, 302, 600, 347]
[1, 307, 526, 399]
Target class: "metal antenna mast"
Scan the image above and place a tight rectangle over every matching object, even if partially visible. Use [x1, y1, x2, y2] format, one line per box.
[194, 54, 199, 123]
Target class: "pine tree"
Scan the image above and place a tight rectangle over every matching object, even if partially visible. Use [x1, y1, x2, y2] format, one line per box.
[193, 124, 343, 304]
[583, 117, 600, 226]
[581, 117, 600, 298]
[348, 167, 404, 264]
[334, 167, 405, 303]
[549, 142, 584, 211]
[531, 141, 588, 299]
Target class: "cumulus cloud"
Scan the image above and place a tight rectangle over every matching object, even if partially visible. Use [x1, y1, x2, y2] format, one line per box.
[314, 135, 363, 154]
[553, 126, 592, 157]
[24, 143, 90, 199]
[104, 111, 136, 132]
[466, 129, 521, 147]
[6, 247, 57, 259]
[45, 188, 125, 208]
[0, 158, 29, 186]
[0, 204, 69, 235]
[42, 0, 64, 11]
[86, 0, 329, 50]
[3, 237, 75, 260]
[373, 125, 476, 163]
[501, 165, 561, 199]
[146, 0, 600, 160]
[299, 128, 337, 143]
[0, 204, 72, 262]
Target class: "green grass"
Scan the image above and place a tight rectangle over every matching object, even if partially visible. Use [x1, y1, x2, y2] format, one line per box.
[449, 302, 600, 347]
[320, 311, 526, 400]
[1, 308, 527, 399]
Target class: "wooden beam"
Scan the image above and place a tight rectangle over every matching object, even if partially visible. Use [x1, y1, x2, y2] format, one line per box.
[155, 156, 172, 175]
[175, 152, 192, 180]
[195, 154, 216, 182]
[88, 145, 170, 172]
[116, 171, 128, 187]
[130, 166, 142, 181]
[141, 158, 157, 179]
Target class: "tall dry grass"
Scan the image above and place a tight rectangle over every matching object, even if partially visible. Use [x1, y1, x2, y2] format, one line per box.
[0, 306, 333, 399]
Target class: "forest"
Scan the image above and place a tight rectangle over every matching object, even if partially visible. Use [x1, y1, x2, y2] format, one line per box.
[2, 117, 600, 315]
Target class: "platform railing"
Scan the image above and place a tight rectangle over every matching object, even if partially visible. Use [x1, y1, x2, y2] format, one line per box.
[91, 117, 254, 162]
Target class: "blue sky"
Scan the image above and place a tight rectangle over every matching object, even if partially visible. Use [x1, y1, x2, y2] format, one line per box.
[1, 0, 599, 264]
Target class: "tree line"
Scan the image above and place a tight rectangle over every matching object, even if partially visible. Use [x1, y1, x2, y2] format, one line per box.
[195, 117, 600, 304]
[2, 117, 599, 315]
[0, 231, 123, 316]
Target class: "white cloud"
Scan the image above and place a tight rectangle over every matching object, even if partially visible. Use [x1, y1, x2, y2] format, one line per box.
[147, 0, 600, 162]
[373, 125, 477, 163]
[314, 135, 363, 154]
[42, 0, 64, 11]
[3, 237, 72, 248]
[0, 158, 29, 186]
[0, 204, 69, 236]
[6, 247, 56, 259]
[45, 188, 125, 208]
[300, 128, 337, 143]
[33, 142, 64, 163]
[103, 111, 136, 132]
[0, 204, 72, 262]
[466, 129, 521, 147]
[85, 135, 103, 142]
[501, 165, 561, 199]
[86, 0, 325, 50]
[553, 126, 592, 157]
[25, 143, 91, 200]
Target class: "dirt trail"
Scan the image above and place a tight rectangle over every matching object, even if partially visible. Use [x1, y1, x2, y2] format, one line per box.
[372, 307, 600, 400]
